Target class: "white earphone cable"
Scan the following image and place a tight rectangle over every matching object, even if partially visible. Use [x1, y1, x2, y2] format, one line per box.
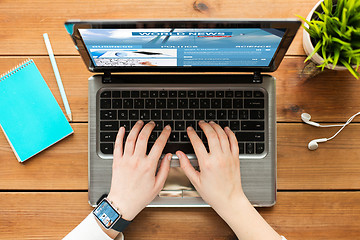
[326, 112, 360, 141]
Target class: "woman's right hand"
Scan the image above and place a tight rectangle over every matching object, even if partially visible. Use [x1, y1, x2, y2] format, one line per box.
[176, 120, 246, 212]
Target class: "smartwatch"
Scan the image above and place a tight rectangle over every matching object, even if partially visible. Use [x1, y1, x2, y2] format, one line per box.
[93, 198, 132, 232]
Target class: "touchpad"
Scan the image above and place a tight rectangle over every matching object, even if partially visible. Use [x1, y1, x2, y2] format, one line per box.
[162, 167, 195, 191]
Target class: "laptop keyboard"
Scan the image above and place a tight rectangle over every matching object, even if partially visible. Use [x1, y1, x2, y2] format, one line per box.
[99, 88, 266, 156]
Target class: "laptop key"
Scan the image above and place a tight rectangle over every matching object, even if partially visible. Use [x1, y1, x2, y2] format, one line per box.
[206, 110, 216, 120]
[254, 91, 264, 97]
[175, 121, 185, 130]
[100, 132, 117, 142]
[119, 121, 130, 131]
[195, 110, 205, 120]
[122, 91, 131, 98]
[139, 110, 150, 120]
[236, 132, 264, 141]
[218, 120, 228, 129]
[217, 110, 227, 119]
[100, 91, 111, 98]
[123, 99, 133, 108]
[150, 91, 158, 98]
[233, 99, 243, 108]
[197, 91, 205, 98]
[134, 99, 144, 109]
[112, 91, 120, 98]
[241, 121, 264, 130]
[178, 99, 188, 108]
[149, 132, 158, 142]
[164, 121, 174, 129]
[246, 143, 254, 154]
[235, 91, 243, 97]
[160, 91, 168, 98]
[216, 91, 224, 98]
[184, 110, 194, 119]
[179, 91, 187, 98]
[140, 91, 149, 98]
[154, 121, 163, 131]
[222, 99, 232, 108]
[244, 99, 264, 108]
[228, 110, 238, 119]
[151, 110, 161, 120]
[100, 143, 113, 154]
[256, 143, 265, 154]
[100, 99, 111, 109]
[189, 99, 199, 108]
[211, 99, 221, 108]
[145, 99, 155, 108]
[167, 99, 177, 108]
[206, 91, 215, 98]
[129, 110, 139, 120]
[131, 91, 140, 98]
[180, 132, 189, 141]
[188, 91, 196, 98]
[185, 121, 196, 128]
[250, 110, 264, 119]
[200, 99, 210, 108]
[100, 110, 117, 120]
[156, 99, 166, 108]
[238, 143, 245, 154]
[112, 99, 122, 109]
[239, 110, 249, 119]
[173, 110, 183, 119]
[244, 91, 252, 98]
[118, 110, 128, 120]
[229, 121, 240, 131]
[169, 91, 177, 98]
[162, 110, 172, 119]
[225, 91, 233, 98]
[169, 132, 179, 142]
[100, 121, 119, 130]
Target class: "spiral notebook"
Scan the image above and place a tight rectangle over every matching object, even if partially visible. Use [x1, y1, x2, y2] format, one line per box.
[0, 59, 73, 162]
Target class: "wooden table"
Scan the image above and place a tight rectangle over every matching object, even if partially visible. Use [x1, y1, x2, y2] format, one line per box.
[1, 0, 359, 239]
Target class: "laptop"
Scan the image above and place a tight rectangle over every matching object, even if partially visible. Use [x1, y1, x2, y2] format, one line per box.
[65, 19, 300, 207]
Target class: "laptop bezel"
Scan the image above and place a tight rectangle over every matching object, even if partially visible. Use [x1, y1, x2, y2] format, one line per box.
[65, 19, 300, 73]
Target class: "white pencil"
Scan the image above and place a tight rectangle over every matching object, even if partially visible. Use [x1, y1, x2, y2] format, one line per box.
[43, 33, 72, 122]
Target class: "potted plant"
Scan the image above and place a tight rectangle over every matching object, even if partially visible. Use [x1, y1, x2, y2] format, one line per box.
[297, 0, 360, 79]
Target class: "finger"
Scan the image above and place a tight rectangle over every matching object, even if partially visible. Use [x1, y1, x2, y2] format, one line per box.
[198, 121, 222, 154]
[148, 125, 171, 160]
[177, 151, 200, 187]
[187, 126, 208, 160]
[134, 121, 155, 156]
[113, 126, 125, 160]
[225, 126, 239, 157]
[124, 120, 144, 156]
[209, 121, 230, 153]
[154, 153, 172, 192]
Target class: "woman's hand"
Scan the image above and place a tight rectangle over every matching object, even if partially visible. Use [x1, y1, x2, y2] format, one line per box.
[107, 120, 172, 221]
[176, 120, 245, 211]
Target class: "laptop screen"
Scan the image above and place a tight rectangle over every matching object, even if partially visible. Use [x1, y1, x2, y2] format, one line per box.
[79, 28, 285, 68]
[66, 20, 300, 72]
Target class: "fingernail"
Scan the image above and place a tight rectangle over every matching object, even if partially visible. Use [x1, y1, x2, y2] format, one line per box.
[199, 120, 205, 123]
[167, 154, 172, 161]
[137, 120, 143, 124]
[149, 120, 155, 125]
[187, 126, 193, 131]
[209, 121, 215, 124]
[165, 124, 171, 130]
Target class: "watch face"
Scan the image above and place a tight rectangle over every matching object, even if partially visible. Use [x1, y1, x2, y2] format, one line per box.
[93, 199, 120, 229]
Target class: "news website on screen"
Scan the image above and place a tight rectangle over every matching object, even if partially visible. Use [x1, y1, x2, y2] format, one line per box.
[79, 28, 285, 67]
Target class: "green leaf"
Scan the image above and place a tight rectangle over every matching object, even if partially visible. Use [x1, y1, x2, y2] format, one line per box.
[305, 40, 322, 63]
[340, 59, 360, 79]
[333, 48, 341, 68]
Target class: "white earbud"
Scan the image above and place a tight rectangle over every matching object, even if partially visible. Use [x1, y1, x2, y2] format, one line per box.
[308, 138, 328, 150]
[301, 113, 343, 127]
[302, 112, 360, 151]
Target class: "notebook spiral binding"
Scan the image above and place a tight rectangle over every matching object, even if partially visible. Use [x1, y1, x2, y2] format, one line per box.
[0, 59, 33, 82]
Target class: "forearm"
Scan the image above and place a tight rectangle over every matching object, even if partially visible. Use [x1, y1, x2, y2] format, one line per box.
[213, 194, 281, 240]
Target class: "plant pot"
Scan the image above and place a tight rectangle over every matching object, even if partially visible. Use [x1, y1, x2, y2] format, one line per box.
[302, 0, 349, 71]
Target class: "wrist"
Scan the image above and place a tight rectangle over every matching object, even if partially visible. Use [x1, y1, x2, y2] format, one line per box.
[212, 191, 250, 218]
[106, 194, 136, 221]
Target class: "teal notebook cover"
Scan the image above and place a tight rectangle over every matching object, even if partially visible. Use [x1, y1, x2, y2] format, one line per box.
[0, 59, 73, 162]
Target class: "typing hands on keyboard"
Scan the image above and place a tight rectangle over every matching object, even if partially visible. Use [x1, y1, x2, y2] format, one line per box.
[99, 89, 266, 156]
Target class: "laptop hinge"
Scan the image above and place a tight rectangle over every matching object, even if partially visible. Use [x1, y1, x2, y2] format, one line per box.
[102, 72, 112, 83]
[253, 71, 263, 83]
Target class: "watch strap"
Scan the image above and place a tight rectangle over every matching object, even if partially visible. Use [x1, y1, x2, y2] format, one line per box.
[112, 217, 132, 232]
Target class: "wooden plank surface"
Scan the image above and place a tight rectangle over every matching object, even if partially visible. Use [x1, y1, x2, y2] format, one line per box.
[2, 124, 360, 190]
[0, 57, 358, 123]
[0, 0, 322, 56]
[1, 191, 359, 240]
